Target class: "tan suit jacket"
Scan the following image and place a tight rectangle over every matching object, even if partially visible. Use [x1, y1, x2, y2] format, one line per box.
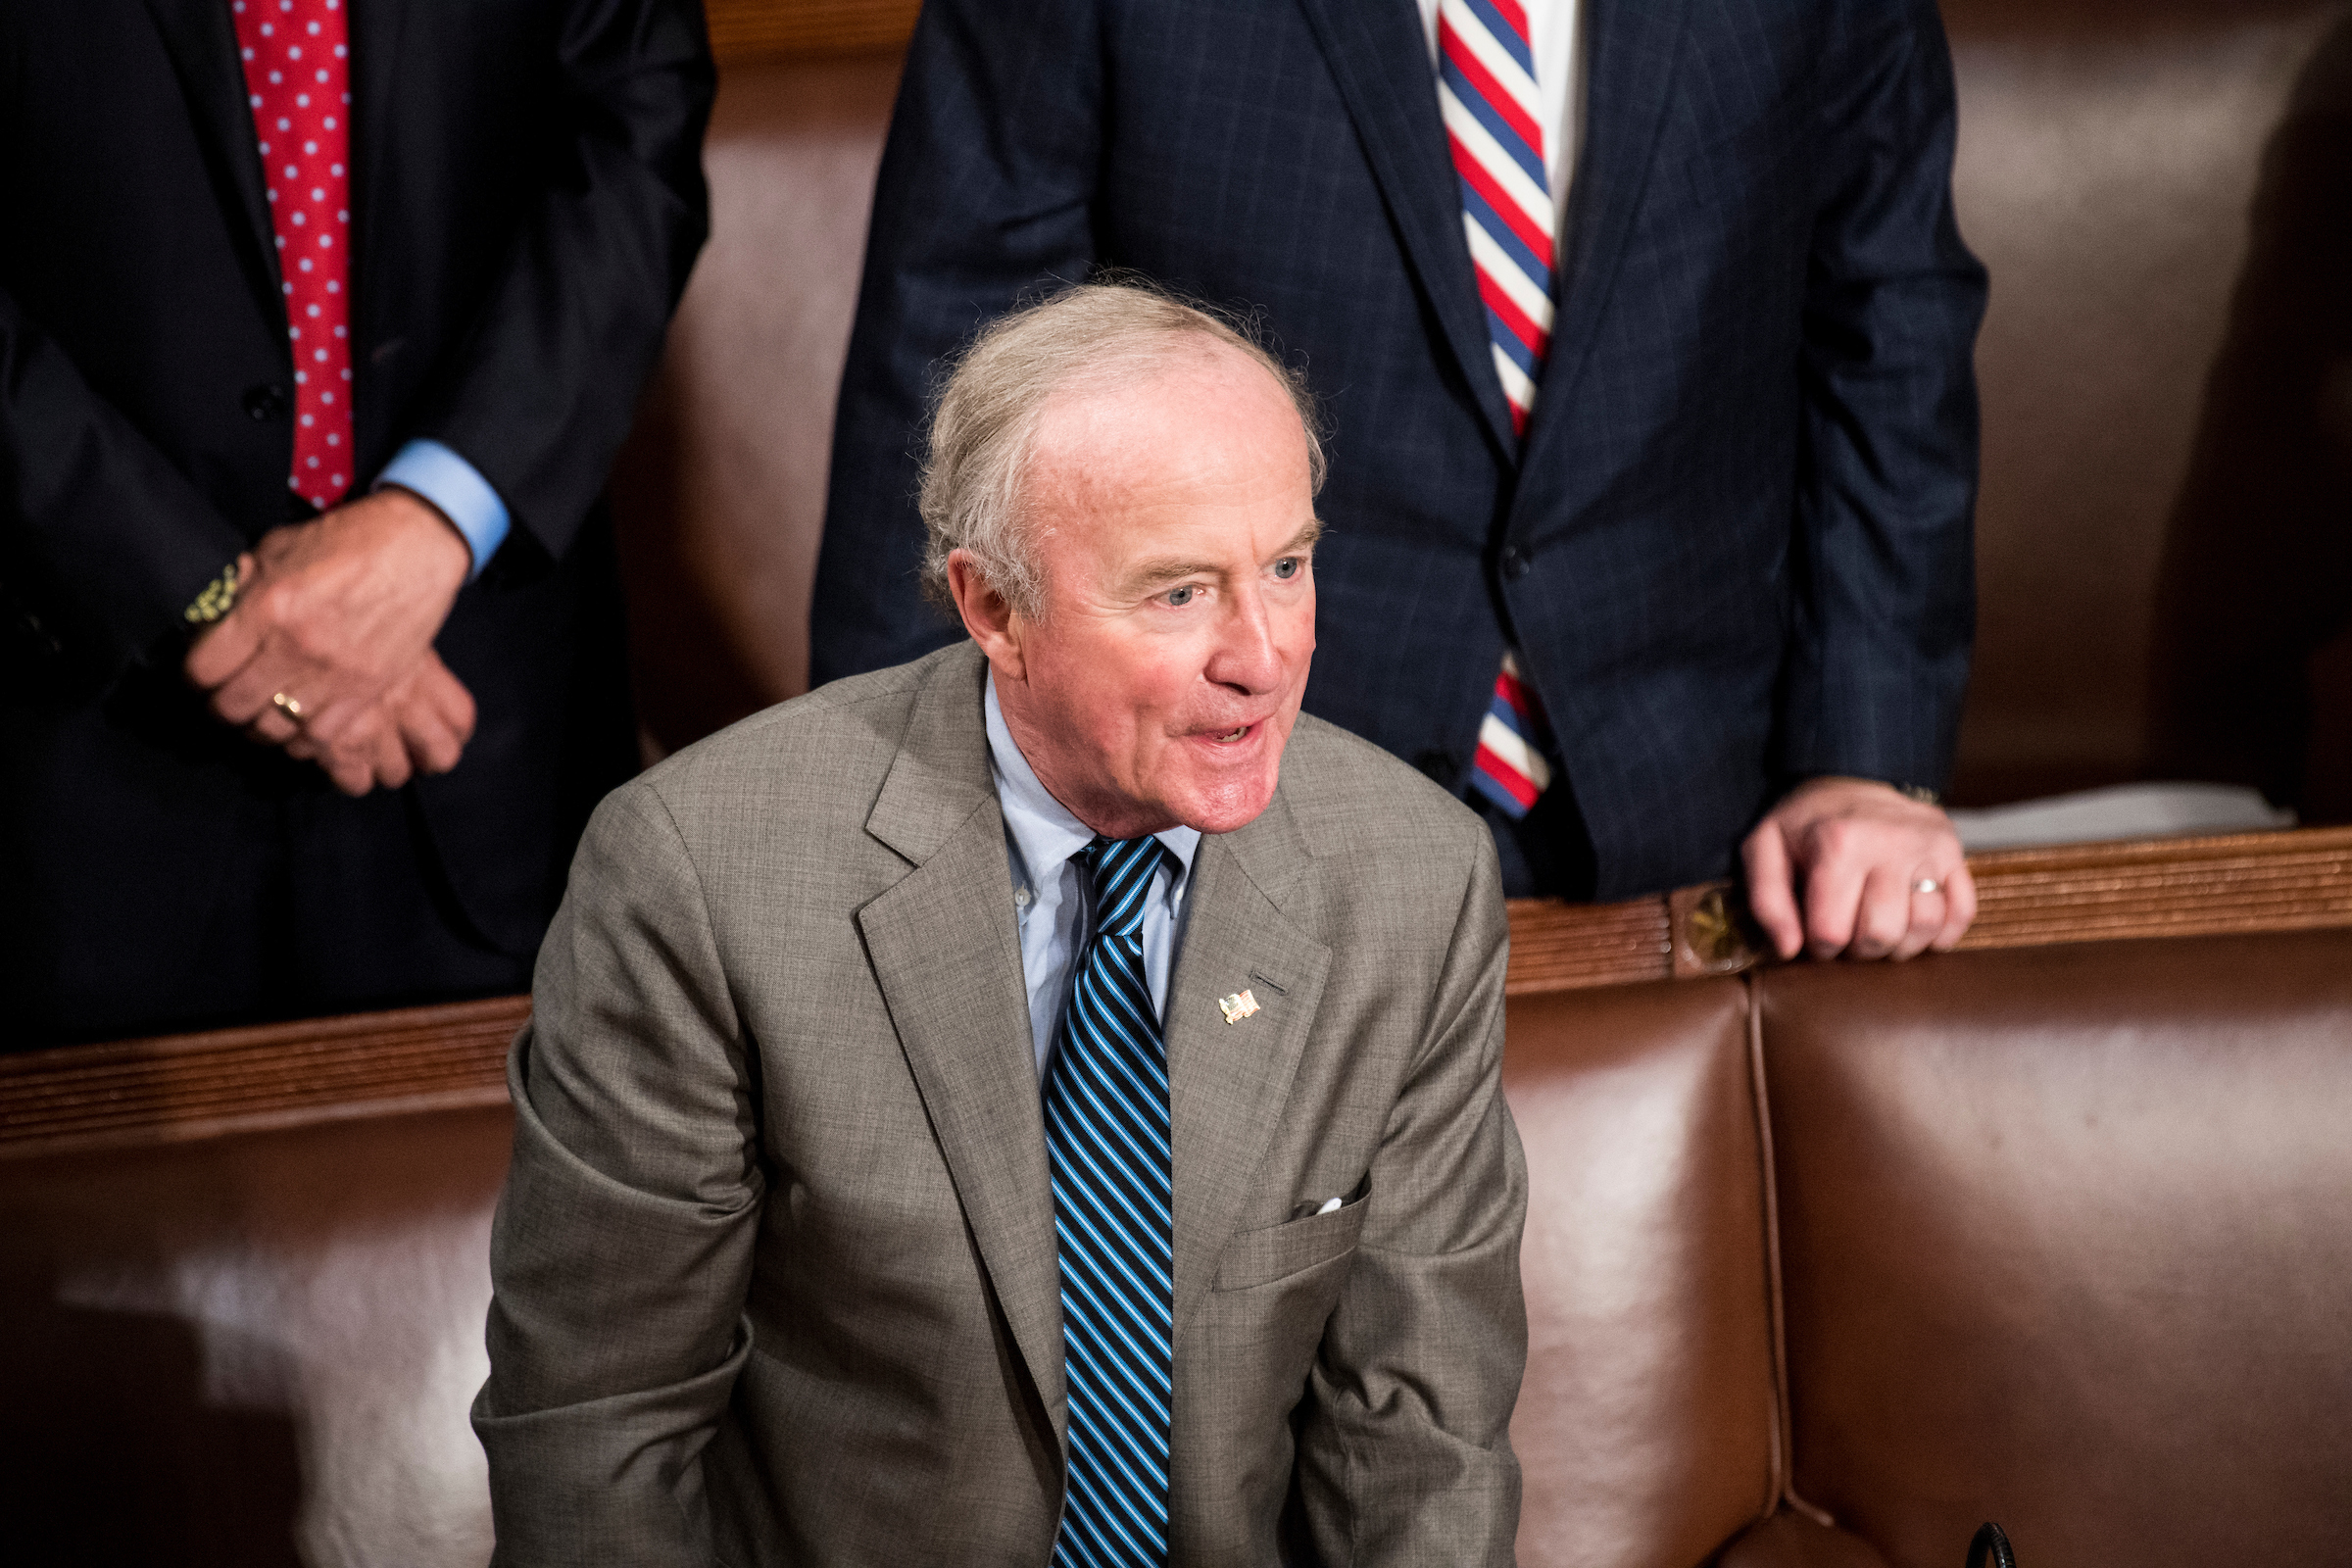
[474, 643, 1526, 1565]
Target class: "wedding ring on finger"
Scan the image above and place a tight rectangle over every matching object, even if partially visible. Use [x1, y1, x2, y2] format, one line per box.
[1914, 877, 1942, 895]
[271, 691, 307, 722]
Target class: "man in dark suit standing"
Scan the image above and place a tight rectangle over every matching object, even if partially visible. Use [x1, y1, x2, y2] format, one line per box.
[815, 0, 1987, 961]
[0, 0, 712, 1045]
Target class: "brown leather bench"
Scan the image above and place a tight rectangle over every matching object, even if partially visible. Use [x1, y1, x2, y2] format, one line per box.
[7, 831, 2350, 1566]
[0, 1107, 511, 1567]
[1510, 918, 2352, 1567]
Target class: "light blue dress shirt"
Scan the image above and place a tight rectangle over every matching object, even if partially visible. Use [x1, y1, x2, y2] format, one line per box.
[374, 438, 511, 577]
[986, 671, 1200, 1080]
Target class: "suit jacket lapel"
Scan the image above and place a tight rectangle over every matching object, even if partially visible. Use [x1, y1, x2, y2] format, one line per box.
[1165, 788, 1333, 1341]
[1292, 0, 1519, 459]
[855, 651, 1345, 1412]
[857, 649, 1070, 1429]
[141, 0, 282, 329]
[1522, 0, 1690, 464]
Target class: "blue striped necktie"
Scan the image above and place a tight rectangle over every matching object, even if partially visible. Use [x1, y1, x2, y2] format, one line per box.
[1044, 834, 1175, 1566]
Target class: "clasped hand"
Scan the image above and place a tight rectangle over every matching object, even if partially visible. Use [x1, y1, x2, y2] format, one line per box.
[1742, 776, 1977, 961]
[184, 489, 476, 796]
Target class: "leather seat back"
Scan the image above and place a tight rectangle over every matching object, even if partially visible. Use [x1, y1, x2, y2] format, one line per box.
[1945, 0, 2352, 810]
[0, 1108, 514, 1566]
[1504, 980, 1780, 1568]
[611, 57, 901, 755]
[1755, 928, 2352, 1566]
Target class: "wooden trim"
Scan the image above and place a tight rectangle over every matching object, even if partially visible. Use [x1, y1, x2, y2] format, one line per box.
[706, 0, 919, 64]
[7, 827, 2349, 1157]
[1504, 895, 1672, 994]
[0, 997, 527, 1161]
[1502, 823, 2352, 995]
[1957, 825, 2352, 951]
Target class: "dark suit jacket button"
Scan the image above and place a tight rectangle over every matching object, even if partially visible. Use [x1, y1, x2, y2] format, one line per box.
[242, 384, 288, 420]
[1499, 545, 1531, 581]
[1414, 749, 1459, 785]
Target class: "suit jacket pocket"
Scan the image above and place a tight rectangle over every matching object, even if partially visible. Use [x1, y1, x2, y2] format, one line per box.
[1209, 1190, 1369, 1293]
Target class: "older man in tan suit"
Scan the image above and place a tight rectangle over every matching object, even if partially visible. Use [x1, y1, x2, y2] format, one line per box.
[474, 283, 1527, 1564]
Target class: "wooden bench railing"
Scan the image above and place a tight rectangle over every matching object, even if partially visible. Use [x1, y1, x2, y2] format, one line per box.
[6, 826, 2349, 1161]
[705, 0, 919, 63]
[1505, 823, 2352, 992]
[0, 998, 525, 1162]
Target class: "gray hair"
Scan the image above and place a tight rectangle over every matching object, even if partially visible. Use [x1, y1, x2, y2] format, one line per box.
[917, 279, 1327, 617]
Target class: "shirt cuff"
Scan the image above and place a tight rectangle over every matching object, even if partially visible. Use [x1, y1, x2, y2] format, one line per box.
[374, 439, 512, 578]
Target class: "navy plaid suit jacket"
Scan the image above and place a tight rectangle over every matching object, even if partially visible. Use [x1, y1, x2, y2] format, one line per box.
[813, 0, 1985, 899]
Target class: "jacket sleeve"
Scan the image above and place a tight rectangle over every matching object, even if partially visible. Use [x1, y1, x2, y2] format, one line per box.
[473, 779, 764, 1566]
[808, 0, 1104, 684]
[408, 0, 713, 564]
[0, 284, 250, 678]
[1777, 0, 1987, 792]
[1293, 827, 1528, 1564]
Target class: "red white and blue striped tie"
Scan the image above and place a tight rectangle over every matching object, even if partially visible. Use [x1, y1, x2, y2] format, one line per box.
[1439, 0, 1555, 439]
[1442, 0, 1561, 818]
[1472, 649, 1553, 818]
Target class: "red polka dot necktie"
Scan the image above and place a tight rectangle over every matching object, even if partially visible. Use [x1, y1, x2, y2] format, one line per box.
[228, 0, 354, 512]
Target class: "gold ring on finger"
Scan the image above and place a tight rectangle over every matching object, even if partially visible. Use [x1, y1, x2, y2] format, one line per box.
[271, 691, 306, 722]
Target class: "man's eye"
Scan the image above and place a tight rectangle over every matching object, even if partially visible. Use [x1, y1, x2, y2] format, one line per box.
[1272, 558, 1301, 580]
[1166, 585, 1198, 607]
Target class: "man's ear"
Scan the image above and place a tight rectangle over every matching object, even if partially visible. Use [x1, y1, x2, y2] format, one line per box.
[946, 550, 1028, 682]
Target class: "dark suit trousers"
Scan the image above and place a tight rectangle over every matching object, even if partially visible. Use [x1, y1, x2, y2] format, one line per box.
[3, 672, 531, 1048]
[1476, 777, 1600, 902]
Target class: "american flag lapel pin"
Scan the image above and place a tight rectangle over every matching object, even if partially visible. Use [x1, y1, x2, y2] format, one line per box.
[1217, 989, 1259, 1024]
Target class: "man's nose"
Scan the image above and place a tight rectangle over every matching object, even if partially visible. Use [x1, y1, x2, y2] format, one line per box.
[1207, 586, 1285, 694]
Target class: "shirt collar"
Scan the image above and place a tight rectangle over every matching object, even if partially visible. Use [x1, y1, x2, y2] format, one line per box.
[985, 669, 1201, 888]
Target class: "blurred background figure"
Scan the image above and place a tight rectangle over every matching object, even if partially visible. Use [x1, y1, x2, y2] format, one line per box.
[813, 0, 1986, 960]
[0, 0, 714, 1047]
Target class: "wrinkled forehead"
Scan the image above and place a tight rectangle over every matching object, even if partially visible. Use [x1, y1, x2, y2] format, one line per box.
[1022, 343, 1314, 521]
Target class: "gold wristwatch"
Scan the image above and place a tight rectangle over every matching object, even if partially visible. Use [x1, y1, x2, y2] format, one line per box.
[183, 560, 243, 625]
